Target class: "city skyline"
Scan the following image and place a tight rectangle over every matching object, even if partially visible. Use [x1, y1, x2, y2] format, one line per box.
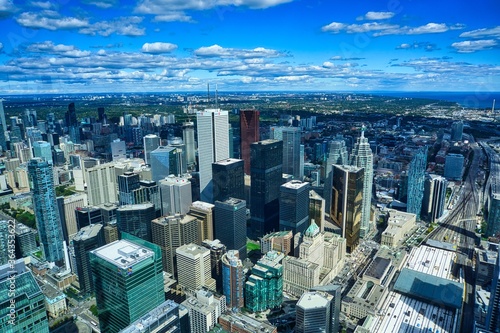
[0, 0, 498, 94]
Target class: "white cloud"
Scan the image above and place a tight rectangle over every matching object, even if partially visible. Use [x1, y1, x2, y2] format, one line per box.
[16, 11, 89, 30]
[459, 26, 500, 39]
[30, 1, 56, 9]
[0, 0, 16, 18]
[141, 42, 178, 54]
[82, 0, 117, 8]
[452, 40, 497, 53]
[194, 45, 284, 58]
[396, 42, 439, 51]
[79, 16, 145, 36]
[135, 0, 293, 14]
[397, 43, 411, 49]
[407, 23, 448, 34]
[363, 11, 395, 20]
[321, 22, 345, 33]
[153, 12, 194, 22]
[27, 41, 91, 57]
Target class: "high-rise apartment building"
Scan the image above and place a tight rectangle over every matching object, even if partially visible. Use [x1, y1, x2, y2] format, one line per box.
[143, 134, 160, 165]
[201, 239, 227, 293]
[0, 260, 50, 333]
[279, 180, 310, 235]
[73, 223, 104, 295]
[250, 140, 283, 236]
[350, 131, 373, 237]
[407, 147, 427, 219]
[188, 201, 215, 242]
[61, 193, 88, 242]
[0, 221, 8, 265]
[330, 164, 363, 253]
[222, 250, 245, 309]
[151, 214, 199, 276]
[28, 158, 65, 266]
[240, 110, 260, 175]
[176, 243, 215, 292]
[86, 162, 118, 206]
[214, 198, 247, 260]
[282, 127, 301, 179]
[32, 140, 53, 164]
[116, 203, 156, 242]
[90, 234, 165, 333]
[159, 175, 192, 216]
[422, 174, 447, 222]
[196, 109, 230, 203]
[0, 99, 7, 150]
[212, 158, 245, 203]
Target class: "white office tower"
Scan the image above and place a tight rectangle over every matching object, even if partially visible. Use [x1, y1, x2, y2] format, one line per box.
[176, 243, 216, 292]
[143, 134, 160, 165]
[182, 289, 226, 333]
[296, 291, 334, 333]
[196, 109, 230, 203]
[350, 130, 373, 238]
[85, 162, 118, 206]
[159, 175, 192, 216]
[183, 122, 196, 168]
[110, 139, 126, 161]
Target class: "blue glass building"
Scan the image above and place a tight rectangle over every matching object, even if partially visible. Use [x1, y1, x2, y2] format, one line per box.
[407, 147, 427, 220]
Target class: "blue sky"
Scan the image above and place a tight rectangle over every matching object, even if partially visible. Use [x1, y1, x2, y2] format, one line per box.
[0, 0, 499, 94]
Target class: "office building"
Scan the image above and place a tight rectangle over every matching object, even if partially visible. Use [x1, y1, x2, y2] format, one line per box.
[350, 131, 373, 237]
[118, 172, 141, 205]
[221, 250, 245, 309]
[451, 120, 463, 142]
[117, 203, 156, 242]
[212, 158, 245, 203]
[28, 158, 65, 266]
[487, 194, 500, 237]
[381, 210, 416, 247]
[279, 180, 310, 235]
[151, 214, 199, 276]
[407, 147, 428, 219]
[0, 99, 7, 150]
[111, 140, 126, 161]
[182, 121, 196, 168]
[181, 289, 226, 333]
[159, 175, 192, 216]
[176, 243, 215, 292]
[245, 251, 283, 312]
[86, 162, 118, 206]
[188, 201, 215, 242]
[143, 134, 160, 165]
[90, 234, 165, 333]
[282, 127, 301, 179]
[310, 285, 342, 333]
[214, 198, 247, 260]
[296, 291, 335, 333]
[0, 260, 49, 333]
[62, 193, 88, 242]
[201, 239, 227, 293]
[197, 109, 230, 203]
[260, 230, 293, 255]
[422, 174, 447, 222]
[250, 140, 283, 237]
[75, 206, 102, 231]
[73, 224, 104, 295]
[32, 140, 52, 164]
[119, 300, 180, 333]
[330, 165, 363, 253]
[309, 190, 325, 232]
[150, 146, 182, 182]
[444, 153, 464, 180]
[104, 223, 118, 244]
[486, 246, 500, 332]
[15, 222, 37, 257]
[240, 110, 260, 175]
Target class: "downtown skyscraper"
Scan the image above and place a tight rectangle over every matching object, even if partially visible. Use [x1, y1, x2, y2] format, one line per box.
[239, 109, 260, 175]
[28, 158, 65, 266]
[282, 127, 302, 179]
[350, 130, 373, 237]
[196, 109, 230, 203]
[407, 146, 428, 220]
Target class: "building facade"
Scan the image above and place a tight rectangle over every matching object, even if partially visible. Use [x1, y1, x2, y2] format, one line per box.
[212, 158, 245, 203]
[279, 180, 311, 235]
[221, 250, 245, 309]
[407, 147, 428, 219]
[214, 198, 247, 260]
[240, 110, 260, 175]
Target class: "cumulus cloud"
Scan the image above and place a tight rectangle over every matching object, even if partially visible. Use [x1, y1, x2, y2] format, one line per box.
[16, 11, 89, 30]
[141, 42, 178, 54]
[459, 26, 500, 39]
[331, 56, 365, 61]
[194, 45, 285, 58]
[358, 11, 395, 20]
[79, 16, 145, 36]
[30, 1, 56, 9]
[153, 12, 193, 22]
[396, 42, 439, 51]
[452, 40, 498, 53]
[82, 0, 117, 8]
[27, 41, 91, 57]
[0, 0, 16, 19]
[135, 0, 293, 14]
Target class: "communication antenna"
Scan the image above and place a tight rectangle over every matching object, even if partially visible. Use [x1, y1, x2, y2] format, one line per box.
[492, 99, 496, 114]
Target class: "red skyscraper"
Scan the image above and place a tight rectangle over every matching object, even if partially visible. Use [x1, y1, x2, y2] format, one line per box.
[240, 110, 260, 174]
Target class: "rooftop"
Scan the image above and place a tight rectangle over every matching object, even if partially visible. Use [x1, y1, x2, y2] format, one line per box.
[213, 158, 243, 166]
[191, 201, 215, 211]
[117, 203, 154, 211]
[90, 240, 153, 269]
[219, 312, 276, 333]
[405, 245, 456, 280]
[119, 300, 179, 333]
[282, 180, 309, 190]
[364, 257, 391, 280]
[73, 223, 103, 242]
[297, 291, 329, 309]
[177, 243, 209, 258]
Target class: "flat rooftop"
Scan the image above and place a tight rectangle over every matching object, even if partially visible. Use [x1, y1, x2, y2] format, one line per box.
[298, 292, 329, 309]
[365, 257, 391, 280]
[120, 300, 178, 333]
[405, 245, 456, 280]
[191, 201, 215, 211]
[213, 158, 243, 166]
[282, 180, 309, 189]
[73, 223, 102, 242]
[91, 240, 153, 269]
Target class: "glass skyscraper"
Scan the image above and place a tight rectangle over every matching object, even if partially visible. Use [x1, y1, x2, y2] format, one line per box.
[282, 127, 301, 179]
[214, 198, 247, 260]
[28, 158, 65, 266]
[90, 233, 165, 333]
[239, 110, 260, 175]
[407, 147, 427, 220]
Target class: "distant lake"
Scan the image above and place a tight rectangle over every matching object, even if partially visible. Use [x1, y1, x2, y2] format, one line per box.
[370, 91, 499, 109]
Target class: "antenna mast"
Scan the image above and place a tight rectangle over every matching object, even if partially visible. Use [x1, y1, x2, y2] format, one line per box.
[492, 99, 496, 114]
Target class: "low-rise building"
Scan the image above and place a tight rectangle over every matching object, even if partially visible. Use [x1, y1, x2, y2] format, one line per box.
[381, 210, 416, 247]
[218, 312, 277, 333]
[260, 230, 293, 255]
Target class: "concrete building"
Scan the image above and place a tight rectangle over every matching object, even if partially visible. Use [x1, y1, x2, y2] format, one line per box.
[218, 312, 277, 333]
[181, 289, 226, 333]
[62, 193, 88, 242]
[15, 222, 37, 257]
[296, 291, 334, 333]
[41, 283, 67, 319]
[260, 230, 293, 255]
[182, 122, 196, 168]
[86, 162, 118, 206]
[381, 210, 416, 247]
[159, 175, 192, 216]
[279, 180, 310, 235]
[188, 201, 215, 243]
[119, 300, 180, 333]
[176, 243, 216, 292]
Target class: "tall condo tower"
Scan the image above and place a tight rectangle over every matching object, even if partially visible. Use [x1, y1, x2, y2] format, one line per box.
[350, 130, 373, 237]
[239, 110, 260, 175]
[28, 158, 65, 266]
[196, 109, 230, 203]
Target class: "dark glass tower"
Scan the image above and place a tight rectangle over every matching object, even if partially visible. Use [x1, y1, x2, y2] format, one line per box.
[28, 158, 65, 266]
[212, 158, 245, 203]
[116, 203, 156, 242]
[73, 224, 104, 295]
[279, 180, 311, 235]
[250, 140, 283, 237]
[118, 172, 141, 205]
[214, 198, 247, 260]
[240, 110, 260, 175]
